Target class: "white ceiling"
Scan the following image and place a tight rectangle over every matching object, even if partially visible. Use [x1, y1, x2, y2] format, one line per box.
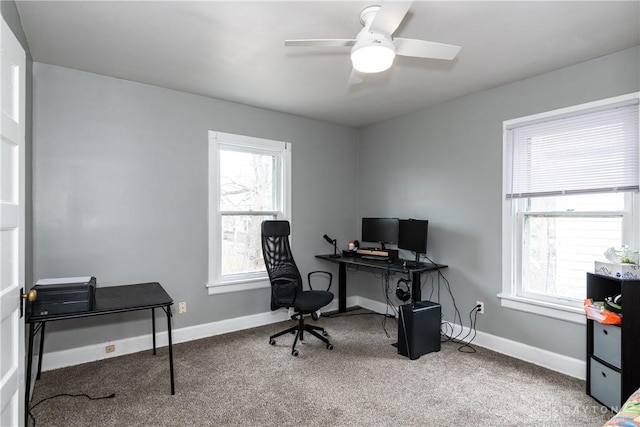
[15, 1, 640, 128]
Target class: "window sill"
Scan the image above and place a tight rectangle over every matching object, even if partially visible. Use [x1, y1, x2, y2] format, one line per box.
[498, 293, 586, 325]
[207, 278, 270, 295]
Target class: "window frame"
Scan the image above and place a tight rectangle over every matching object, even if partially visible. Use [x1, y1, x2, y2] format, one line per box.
[207, 131, 291, 295]
[500, 93, 640, 323]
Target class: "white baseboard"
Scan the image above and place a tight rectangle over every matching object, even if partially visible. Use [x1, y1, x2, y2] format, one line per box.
[351, 295, 396, 315]
[39, 296, 585, 381]
[41, 299, 345, 372]
[440, 321, 585, 380]
[355, 298, 585, 380]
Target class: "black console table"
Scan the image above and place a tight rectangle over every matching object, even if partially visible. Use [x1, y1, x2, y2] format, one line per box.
[316, 254, 447, 312]
[25, 282, 175, 420]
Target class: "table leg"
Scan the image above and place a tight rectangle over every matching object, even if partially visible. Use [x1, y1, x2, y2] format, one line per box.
[412, 272, 422, 302]
[24, 322, 36, 424]
[339, 262, 346, 313]
[36, 322, 46, 380]
[152, 307, 157, 355]
[166, 305, 175, 395]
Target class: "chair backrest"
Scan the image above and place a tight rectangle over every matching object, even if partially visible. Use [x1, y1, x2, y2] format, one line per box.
[261, 220, 303, 311]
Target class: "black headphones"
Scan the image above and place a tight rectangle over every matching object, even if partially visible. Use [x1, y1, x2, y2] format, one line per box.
[605, 294, 622, 314]
[396, 278, 411, 302]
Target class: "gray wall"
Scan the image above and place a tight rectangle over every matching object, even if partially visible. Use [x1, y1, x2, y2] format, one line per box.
[29, 40, 640, 361]
[1, 1, 33, 289]
[32, 63, 359, 351]
[357, 46, 640, 360]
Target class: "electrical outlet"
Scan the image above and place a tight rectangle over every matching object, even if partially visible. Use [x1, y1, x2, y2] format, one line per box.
[105, 344, 115, 353]
[476, 301, 485, 314]
[179, 301, 187, 314]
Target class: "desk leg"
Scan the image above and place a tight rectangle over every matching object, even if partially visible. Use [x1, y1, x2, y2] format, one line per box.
[166, 305, 175, 395]
[151, 307, 157, 355]
[24, 322, 36, 424]
[412, 272, 422, 302]
[339, 262, 346, 313]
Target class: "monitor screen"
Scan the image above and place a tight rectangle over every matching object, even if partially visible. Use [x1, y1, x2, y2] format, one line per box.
[361, 218, 399, 247]
[398, 219, 428, 256]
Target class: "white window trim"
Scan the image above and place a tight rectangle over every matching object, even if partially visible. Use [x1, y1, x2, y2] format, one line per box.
[207, 131, 291, 295]
[497, 293, 586, 324]
[500, 92, 640, 322]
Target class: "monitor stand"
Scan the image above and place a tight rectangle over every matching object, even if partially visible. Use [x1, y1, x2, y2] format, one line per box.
[404, 253, 423, 268]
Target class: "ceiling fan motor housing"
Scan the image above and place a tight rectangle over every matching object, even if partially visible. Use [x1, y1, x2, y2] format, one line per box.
[351, 32, 396, 73]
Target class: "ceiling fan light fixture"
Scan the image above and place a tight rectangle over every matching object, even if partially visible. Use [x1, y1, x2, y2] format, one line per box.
[351, 38, 396, 74]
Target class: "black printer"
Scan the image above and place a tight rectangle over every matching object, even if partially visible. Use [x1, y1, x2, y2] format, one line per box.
[30, 276, 96, 317]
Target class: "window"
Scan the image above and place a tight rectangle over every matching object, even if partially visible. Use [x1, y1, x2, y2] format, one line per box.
[207, 131, 291, 295]
[501, 93, 639, 322]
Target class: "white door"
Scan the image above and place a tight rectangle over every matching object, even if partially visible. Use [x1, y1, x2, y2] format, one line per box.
[0, 16, 26, 427]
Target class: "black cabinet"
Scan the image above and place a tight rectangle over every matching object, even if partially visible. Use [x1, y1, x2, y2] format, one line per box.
[586, 272, 640, 410]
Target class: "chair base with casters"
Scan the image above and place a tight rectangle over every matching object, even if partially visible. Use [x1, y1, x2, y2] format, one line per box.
[269, 310, 334, 357]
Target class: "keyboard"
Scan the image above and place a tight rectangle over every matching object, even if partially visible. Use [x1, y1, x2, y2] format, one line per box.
[361, 255, 390, 261]
[394, 260, 428, 269]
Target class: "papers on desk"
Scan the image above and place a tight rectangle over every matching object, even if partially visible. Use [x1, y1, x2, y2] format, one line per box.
[36, 276, 94, 286]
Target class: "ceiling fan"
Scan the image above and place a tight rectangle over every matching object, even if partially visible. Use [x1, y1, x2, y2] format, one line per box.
[284, 1, 461, 85]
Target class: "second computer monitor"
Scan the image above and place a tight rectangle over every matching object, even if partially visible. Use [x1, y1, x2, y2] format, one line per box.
[361, 217, 399, 249]
[398, 219, 428, 263]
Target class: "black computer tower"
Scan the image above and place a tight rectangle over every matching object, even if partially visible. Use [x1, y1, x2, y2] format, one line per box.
[398, 300, 441, 360]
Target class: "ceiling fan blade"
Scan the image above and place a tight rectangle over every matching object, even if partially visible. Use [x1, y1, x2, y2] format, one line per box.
[394, 38, 461, 60]
[285, 39, 356, 47]
[348, 68, 364, 86]
[369, 1, 413, 36]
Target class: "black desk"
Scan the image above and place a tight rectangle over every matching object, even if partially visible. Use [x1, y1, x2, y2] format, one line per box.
[25, 282, 175, 420]
[316, 254, 447, 312]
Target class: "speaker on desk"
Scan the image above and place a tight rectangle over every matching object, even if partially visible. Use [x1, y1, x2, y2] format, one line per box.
[397, 301, 441, 360]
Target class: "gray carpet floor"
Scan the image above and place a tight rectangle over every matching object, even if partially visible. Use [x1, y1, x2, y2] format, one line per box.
[29, 310, 613, 426]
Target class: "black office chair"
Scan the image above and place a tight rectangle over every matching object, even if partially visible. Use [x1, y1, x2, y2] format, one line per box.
[261, 220, 334, 356]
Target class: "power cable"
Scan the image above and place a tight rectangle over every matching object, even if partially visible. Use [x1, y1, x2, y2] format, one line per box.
[28, 392, 115, 427]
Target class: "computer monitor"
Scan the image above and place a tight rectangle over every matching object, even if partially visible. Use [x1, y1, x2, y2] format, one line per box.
[398, 219, 428, 263]
[361, 217, 399, 249]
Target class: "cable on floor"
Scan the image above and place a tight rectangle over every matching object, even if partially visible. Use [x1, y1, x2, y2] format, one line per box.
[28, 392, 115, 427]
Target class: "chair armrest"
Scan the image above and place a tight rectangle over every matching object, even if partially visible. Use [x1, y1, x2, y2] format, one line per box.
[307, 271, 332, 291]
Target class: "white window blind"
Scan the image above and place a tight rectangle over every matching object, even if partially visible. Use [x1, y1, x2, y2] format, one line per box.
[505, 99, 639, 199]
